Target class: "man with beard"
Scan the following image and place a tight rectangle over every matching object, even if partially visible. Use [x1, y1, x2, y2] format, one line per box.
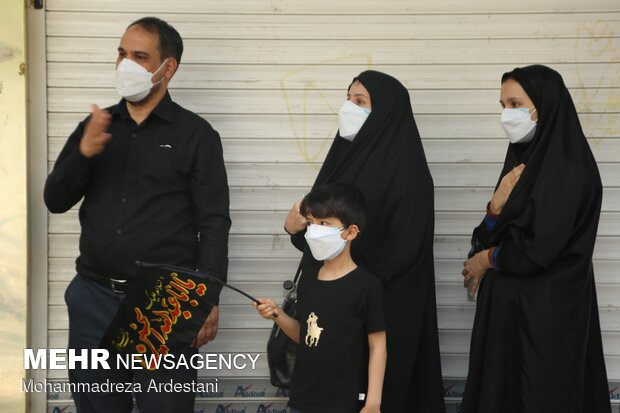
[44, 17, 230, 413]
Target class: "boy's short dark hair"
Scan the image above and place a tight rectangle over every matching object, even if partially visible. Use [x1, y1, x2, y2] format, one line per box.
[299, 183, 367, 231]
[128, 17, 184, 65]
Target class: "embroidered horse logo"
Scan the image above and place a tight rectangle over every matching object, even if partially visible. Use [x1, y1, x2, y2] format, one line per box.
[305, 312, 324, 347]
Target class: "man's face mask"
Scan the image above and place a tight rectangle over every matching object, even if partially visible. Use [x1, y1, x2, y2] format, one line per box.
[115, 58, 168, 102]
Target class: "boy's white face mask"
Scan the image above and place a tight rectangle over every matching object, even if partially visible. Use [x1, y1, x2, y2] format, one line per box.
[115, 58, 167, 102]
[304, 224, 346, 261]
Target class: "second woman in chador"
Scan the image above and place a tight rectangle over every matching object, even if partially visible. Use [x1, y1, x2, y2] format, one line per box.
[284, 70, 445, 413]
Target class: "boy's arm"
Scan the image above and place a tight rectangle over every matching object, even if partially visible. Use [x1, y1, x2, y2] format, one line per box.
[253, 299, 300, 344]
[361, 330, 387, 413]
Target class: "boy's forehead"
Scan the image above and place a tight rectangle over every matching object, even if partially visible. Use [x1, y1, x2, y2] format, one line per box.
[306, 213, 343, 224]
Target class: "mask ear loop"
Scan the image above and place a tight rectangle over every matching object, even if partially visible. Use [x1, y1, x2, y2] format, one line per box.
[150, 58, 169, 85]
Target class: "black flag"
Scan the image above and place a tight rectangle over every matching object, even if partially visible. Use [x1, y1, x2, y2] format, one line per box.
[101, 264, 223, 357]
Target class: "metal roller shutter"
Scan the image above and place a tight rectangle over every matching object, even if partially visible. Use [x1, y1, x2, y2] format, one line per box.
[38, 1, 620, 412]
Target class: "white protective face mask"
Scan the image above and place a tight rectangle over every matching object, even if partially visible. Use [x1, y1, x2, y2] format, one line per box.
[115, 58, 167, 102]
[304, 224, 346, 261]
[338, 100, 371, 141]
[500, 106, 537, 144]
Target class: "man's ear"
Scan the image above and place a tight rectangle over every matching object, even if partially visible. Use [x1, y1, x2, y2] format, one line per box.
[343, 224, 360, 241]
[163, 57, 178, 80]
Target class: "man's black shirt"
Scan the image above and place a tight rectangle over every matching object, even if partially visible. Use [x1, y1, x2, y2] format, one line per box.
[44, 93, 231, 282]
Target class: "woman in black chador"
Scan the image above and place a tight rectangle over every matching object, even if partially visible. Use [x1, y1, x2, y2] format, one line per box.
[461, 65, 611, 413]
[285, 70, 445, 412]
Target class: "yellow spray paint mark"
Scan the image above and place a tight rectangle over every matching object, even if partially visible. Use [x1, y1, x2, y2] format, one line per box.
[279, 54, 373, 166]
[574, 20, 620, 138]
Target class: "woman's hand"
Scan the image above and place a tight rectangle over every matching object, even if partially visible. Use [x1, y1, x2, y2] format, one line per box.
[462, 249, 493, 296]
[284, 200, 307, 234]
[488, 163, 525, 216]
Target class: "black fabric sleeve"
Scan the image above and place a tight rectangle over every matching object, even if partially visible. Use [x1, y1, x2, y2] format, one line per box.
[191, 125, 231, 283]
[44, 121, 93, 213]
[472, 217, 495, 249]
[358, 194, 432, 284]
[290, 230, 306, 252]
[365, 276, 386, 333]
[495, 239, 544, 276]
[354, 160, 436, 284]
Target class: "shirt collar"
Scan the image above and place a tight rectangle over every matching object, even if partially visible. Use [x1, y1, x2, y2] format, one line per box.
[111, 91, 174, 123]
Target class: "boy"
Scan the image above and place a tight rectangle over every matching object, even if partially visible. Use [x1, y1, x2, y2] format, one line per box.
[255, 183, 387, 413]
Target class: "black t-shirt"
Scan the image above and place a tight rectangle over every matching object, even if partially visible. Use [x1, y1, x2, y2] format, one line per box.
[289, 266, 385, 413]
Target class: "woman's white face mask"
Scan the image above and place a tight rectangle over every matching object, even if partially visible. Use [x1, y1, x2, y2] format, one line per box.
[500, 106, 537, 144]
[338, 100, 371, 141]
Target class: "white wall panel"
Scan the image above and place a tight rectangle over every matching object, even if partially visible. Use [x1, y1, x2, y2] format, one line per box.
[48, 87, 620, 115]
[48, 37, 620, 65]
[47, 62, 620, 90]
[48, 137, 620, 164]
[43, 1, 620, 410]
[47, 209, 620, 237]
[46, 233, 620, 274]
[45, 0, 620, 13]
[48, 112, 620, 141]
[46, 257, 620, 285]
[46, 12, 620, 40]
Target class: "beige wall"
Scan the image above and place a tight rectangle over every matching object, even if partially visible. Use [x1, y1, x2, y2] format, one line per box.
[0, 1, 27, 413]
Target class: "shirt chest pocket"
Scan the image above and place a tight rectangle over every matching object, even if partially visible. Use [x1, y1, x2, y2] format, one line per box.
[135, 143, 175, 178]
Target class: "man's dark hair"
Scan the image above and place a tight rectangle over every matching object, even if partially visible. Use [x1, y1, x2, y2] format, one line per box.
[128, 17, 184, 64]
[300, 183, 367, 231]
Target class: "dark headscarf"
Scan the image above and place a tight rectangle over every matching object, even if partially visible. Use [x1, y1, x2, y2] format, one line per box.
[313, 70, 434, 282]
[491, 65, 602, 268]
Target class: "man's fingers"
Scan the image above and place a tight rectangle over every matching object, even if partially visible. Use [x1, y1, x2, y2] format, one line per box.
[206, 324, 218, 341]
[201, 327, 212, 342]
[89, 105, 111, 128]
[92, 132, 111, 143]
[195, 325, 214, 347]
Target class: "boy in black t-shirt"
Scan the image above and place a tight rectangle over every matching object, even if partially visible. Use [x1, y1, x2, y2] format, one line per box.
[255, 183, 387, 413]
